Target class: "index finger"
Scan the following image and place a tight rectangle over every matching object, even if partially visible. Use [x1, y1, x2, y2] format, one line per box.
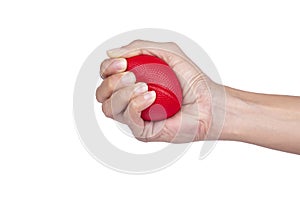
[100, 58, 127, 79]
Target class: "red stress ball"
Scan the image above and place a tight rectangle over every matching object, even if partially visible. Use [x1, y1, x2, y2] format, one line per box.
[126, 55, 183, 121]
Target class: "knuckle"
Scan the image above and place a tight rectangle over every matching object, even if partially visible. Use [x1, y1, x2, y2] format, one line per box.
[106, 77, 116, 92]
[122, 84, 135, 97]
[102, 101, 113, 118]
[129, 39, 143, 47]
[100, 59, 110, 77]
[166, 42, 179, 49]
[135, 137, 148, 143]
[95, 87, 105, 103]
[129, 99, 140, 111]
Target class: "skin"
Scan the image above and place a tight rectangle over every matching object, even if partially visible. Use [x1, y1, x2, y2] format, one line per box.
[96, 40, 300, 155]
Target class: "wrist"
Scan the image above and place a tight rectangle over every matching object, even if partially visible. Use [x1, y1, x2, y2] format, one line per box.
[219, 86, 251, 141]
[213, 85, 300, 154]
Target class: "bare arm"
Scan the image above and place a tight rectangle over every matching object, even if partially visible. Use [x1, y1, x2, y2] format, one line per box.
[221, 86, 300, 154]
[97, 40, 300, 155]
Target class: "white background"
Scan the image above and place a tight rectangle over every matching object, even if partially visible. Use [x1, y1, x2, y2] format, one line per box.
[1, 0, 299, 199]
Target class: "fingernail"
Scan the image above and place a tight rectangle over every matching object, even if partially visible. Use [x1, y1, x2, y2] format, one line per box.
[121, 72, 136, 84]
[107, 48, 119, 54]
[113, 58, 127, 70]
[134, 83, 148, 94]
[144, 91, 156, 100]
[107, 48, 127, 57]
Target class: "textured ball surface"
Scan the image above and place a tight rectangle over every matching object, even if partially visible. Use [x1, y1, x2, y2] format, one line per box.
[126, 54, 182, 121]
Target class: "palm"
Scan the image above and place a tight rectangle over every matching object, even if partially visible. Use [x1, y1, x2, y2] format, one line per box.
[142, 56, 212, 143]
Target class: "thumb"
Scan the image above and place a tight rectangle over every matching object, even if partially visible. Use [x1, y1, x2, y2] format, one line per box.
[106, 40, 183, 64]
[106, 40, 155, 58]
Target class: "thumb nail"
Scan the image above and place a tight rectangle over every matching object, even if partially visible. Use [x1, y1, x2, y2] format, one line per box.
[107, 47, 126, 57]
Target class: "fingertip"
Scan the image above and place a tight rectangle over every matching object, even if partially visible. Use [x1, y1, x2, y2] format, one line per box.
[143, 91, 156, 101]
[95, 86, 104, 103]
[106, 48, 127, 58]
[132, 91, 156, 113]
[120, 71, 136, 85]
[100, 58, 127, 78]
[113, 58, 127, 71]
[107, 46, 142, 58]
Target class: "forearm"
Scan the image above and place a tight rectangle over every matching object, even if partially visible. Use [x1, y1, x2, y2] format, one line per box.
[221, 86, 300, 154]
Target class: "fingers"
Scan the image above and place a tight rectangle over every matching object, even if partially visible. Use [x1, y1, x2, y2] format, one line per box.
[97, 40, 179, 104]
[101, 85, 156, 141]
[100, 58, 127, 78]
[101, 82, 148, 118]
[96, 71, 136, 103]
[122, 91, 156, 139]
[125, 90, 156, 121]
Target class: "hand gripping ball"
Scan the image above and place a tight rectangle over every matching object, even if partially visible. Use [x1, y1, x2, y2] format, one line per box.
[126, 54, 182, 121]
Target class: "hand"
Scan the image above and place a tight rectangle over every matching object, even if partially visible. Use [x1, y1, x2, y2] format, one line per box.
[96, 40, 220, 143]
[96, 40, 300, 154]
